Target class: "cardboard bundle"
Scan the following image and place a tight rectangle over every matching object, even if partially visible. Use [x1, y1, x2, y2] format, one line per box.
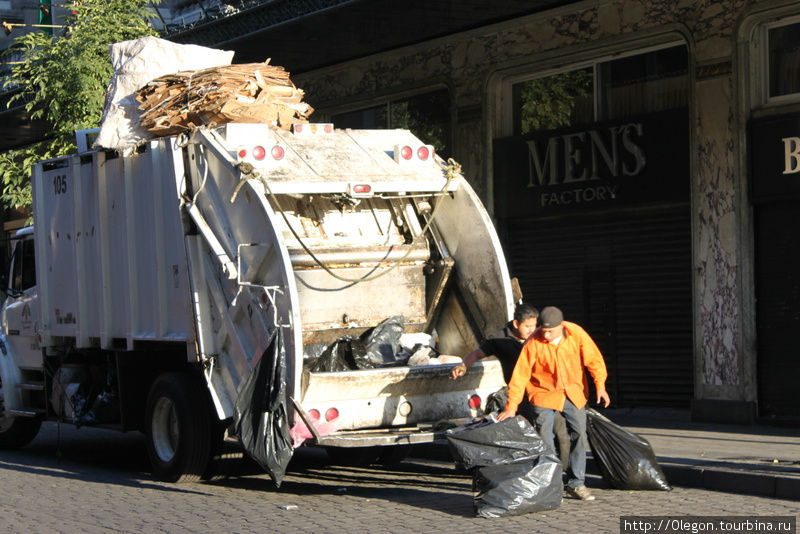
[136, 61, 313, 136]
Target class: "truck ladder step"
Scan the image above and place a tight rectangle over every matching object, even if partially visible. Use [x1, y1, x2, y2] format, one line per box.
[16, 381, 45, 391]
[6, 409, 46, 418]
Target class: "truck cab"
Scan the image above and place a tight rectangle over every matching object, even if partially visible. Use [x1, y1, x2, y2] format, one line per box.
[0, 227, 44, 447]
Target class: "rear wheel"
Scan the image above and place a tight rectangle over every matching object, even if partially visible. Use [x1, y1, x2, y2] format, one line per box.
[145, 372, 214, 482]
[0, 375, 41, 449]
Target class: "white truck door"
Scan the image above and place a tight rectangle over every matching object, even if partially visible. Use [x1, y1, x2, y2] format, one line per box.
[2, 236, 42, 370]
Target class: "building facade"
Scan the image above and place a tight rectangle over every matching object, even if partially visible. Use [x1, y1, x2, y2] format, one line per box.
[2, 0, 798, 423]
[277, 0, 799, 423]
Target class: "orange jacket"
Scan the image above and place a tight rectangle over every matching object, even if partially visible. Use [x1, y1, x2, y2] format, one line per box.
[505, 321, 608, 412]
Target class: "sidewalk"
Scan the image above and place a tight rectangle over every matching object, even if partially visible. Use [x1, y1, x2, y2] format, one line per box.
[413, 408, 800, 500]
[600, 408, 800, 500]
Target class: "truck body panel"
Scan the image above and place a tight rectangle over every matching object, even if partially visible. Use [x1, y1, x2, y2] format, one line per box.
[32, 141, 194, 350]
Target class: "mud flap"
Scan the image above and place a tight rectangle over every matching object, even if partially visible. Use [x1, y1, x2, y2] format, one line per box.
[233, 328, 294, 487]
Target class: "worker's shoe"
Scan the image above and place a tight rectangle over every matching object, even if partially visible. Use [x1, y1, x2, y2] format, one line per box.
[566, 485, 595, 501]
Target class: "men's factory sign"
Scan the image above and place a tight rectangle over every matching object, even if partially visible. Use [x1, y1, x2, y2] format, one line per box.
[750, 112, 800, 202]
[493, 109, 689, 218]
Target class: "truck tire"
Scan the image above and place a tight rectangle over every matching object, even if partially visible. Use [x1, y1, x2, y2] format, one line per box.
[0, 376, 41, 449]
[145, 372, 213, 483]
[202, 422, 246, 481]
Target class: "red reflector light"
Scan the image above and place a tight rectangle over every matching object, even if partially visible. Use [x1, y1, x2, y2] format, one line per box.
[324, 123, 333, 133]
[308, 409, 320, 421]
[352, 184, 371, 194]
[400, 145, 413, 160]
[417, 146, 430, 160]
[271, 145, 285, 160]
[468, 394, 481, 409]
[325, 407, 339, 421]
[252, 146, 266, 160]
[238, 149, 247, 158]
[294, 123, 303, 133]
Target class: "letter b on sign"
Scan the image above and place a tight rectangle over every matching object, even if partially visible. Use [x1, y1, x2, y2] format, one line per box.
[783, 137, 800, 174]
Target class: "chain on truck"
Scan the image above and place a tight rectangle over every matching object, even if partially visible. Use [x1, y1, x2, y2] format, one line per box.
[0, 122, 514, 483]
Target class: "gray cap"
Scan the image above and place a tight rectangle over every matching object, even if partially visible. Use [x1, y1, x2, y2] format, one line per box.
[539, 306, 563, 328]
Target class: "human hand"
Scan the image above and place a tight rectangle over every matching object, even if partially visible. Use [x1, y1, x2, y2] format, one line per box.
[449, 363, 467, 380]
[496, 408, 516, 421]
[596, 388, 610, 408]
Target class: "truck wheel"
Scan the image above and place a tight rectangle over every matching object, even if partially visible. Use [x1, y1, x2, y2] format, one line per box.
[145, 372, 213, 483]
[0, 376, 41, 449]
[202, 421, 246, 481]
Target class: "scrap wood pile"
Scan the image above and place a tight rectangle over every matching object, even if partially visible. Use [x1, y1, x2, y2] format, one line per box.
[136, 61, 314, 136]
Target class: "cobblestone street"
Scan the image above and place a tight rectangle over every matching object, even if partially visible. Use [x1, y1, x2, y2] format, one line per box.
[0, 423, 796, 534]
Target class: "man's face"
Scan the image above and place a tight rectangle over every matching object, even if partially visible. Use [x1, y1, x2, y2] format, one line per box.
[513, 317, 538, 340]
[540, 324, 564, 343]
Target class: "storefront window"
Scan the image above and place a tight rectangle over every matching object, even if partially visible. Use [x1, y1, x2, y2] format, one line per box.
[598, 46, 688, 120]
[512, 45, 687, 134]
[768, 21, 800, 98]
[512, 69, 593, 135]
[332, 89, 451, 157]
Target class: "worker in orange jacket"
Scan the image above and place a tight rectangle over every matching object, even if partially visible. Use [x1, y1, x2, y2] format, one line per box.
[498, 306, 610, 501]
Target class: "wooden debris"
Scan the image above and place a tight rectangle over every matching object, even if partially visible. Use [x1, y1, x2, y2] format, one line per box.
[136, 61, 314, 136]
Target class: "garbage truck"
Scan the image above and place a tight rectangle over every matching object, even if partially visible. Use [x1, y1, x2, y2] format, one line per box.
[0, 123, 513, 483]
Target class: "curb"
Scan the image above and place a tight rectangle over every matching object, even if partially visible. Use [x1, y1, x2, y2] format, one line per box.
[658, 463, 800, 501]
[413, 445, 800, 501]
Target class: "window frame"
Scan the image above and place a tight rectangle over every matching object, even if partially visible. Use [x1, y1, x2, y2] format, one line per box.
[761, 14, 800, 106]
[504, 41, 688, 134]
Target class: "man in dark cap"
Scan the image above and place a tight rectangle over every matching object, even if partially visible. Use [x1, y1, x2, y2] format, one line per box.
[498, 306, 610, 501]
[450, 302, 572, 468]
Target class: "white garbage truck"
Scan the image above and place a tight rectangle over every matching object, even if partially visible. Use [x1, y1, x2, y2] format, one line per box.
[0, 123, 513, 483]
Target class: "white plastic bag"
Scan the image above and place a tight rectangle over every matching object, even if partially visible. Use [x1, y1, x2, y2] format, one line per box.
[95, 36, 234, 153]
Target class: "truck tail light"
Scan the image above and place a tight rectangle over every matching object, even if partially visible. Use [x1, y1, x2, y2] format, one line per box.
[325, 407, 339, 421]
[236, 145, 285, 162]
[468, 394, 481, 409]
[308, 409, 320, 421]
[394, 144, 435, 163]
[349, 183, 373, 198]
[293, 123, 334, 135]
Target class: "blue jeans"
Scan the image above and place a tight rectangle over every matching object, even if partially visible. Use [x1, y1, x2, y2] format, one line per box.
[531, 399, 587, 489]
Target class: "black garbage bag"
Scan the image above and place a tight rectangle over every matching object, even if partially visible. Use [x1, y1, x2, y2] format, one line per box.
[305, 336, 377, 373]
[585, 408, 671, 491]
[359, 315, 405, 365]
[233, 328, 294, 487]
[446, 416, 562, 518]
[484, 387, 508, 414]
[302, 342, 328, 360]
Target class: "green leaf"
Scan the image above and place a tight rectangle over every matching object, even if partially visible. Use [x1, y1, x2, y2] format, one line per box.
[0, 0, 160, 211]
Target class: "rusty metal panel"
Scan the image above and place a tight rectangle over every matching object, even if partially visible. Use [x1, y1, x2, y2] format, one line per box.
[295, 264, 427, 333]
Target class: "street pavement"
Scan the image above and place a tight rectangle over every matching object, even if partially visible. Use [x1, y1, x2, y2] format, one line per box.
[0, 420, 797, 534]
[597, 408, 800, 500]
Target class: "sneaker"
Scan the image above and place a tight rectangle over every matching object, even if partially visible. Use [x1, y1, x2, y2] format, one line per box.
[566, 485, 596, 501]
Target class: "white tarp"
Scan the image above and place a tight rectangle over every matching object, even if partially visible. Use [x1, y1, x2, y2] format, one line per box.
[95, 36, 234, 153]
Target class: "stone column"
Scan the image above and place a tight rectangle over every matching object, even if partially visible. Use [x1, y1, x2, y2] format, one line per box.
[691, 22, 756, 423]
